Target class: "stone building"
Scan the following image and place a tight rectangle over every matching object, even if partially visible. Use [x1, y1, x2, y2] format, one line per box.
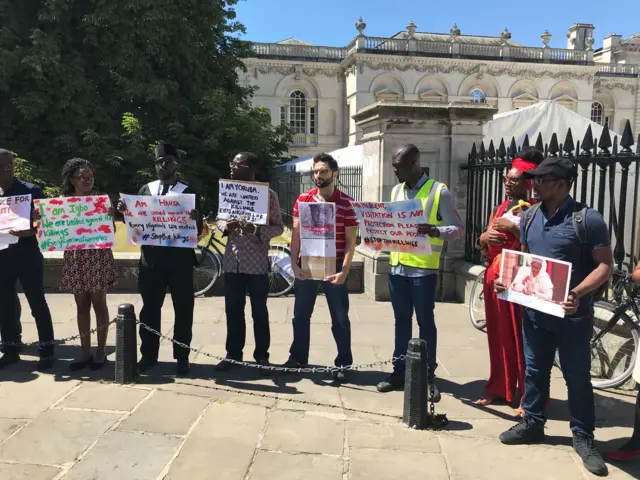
[242, 20, 640, 300]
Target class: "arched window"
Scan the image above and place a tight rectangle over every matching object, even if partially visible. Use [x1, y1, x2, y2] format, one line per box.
[289, 90, 307, 134]
[590, 102, 604, 125]
[470, 88, 486, 104]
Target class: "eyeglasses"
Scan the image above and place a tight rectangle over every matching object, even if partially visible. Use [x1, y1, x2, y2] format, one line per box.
[155, 158, 176, 167]
[73, 174, 94, 182]
[229, 163, 250, 170]
[504, 176, 524, 185]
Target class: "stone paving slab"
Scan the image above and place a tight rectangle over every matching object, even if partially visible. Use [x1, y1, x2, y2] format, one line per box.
[63, 430, 182, 480]
[118, 390, 209, 436]
[59, 383, 150, 411]
[0, 409, 120, 465]
[347, 420, 441, 453]
[0, 376, 80, 419]
[0, 419, 26, 443]
[0, 463, 61, 480]
[349, 449, 450, 480]
[250, 451, 344, 480]
[261, 410, 345, 455]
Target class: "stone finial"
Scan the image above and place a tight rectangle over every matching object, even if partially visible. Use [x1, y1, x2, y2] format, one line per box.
[355, 17, 366, 36]
[450, 23, 461, 37]
[541, 29, 552, 48]
[500, 27, 511, 42]
[407, 21, 417, 38]
[585, 34, 595, 50]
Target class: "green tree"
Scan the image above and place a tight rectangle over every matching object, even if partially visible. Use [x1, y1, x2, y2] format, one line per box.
[0, 0, 290, 207]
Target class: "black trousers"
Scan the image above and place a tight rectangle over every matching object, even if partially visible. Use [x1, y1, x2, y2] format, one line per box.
[138, 266, 194, 361]
[0, 250, 54, 356]
[224, 273, 270, 362]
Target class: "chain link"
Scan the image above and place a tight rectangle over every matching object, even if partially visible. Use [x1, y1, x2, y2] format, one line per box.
[1, 319, 117, 349]
[137, 320, 405, 374]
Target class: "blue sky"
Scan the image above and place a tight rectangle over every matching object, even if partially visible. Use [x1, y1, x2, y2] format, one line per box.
[234, 0, 638, 50]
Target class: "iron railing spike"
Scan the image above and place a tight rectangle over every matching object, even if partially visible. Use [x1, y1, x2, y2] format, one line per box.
[549, 133, 559, 156]
[563, 128, 575, 156]
[522, 134, 530, 149]
[535, 133, 544, 152]
[598, 123, 612, 153]
[581, 125, 594, 153]
[620, 120, 634, 152]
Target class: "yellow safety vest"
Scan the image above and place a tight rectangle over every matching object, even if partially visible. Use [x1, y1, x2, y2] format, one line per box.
[389, 178, 445, 270]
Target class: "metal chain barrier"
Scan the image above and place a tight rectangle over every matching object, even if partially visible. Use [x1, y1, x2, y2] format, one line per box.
[1, 319, 117, 349]
[137, 320, 405, 374]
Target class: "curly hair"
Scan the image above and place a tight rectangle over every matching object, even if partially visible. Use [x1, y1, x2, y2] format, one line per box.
[61, 157, 93, 196]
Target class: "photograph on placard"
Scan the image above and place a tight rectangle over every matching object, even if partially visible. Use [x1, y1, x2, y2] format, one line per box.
[498, 249, 572, 318]
[298, 202, 336, 280]
[217, 179, 270, 225]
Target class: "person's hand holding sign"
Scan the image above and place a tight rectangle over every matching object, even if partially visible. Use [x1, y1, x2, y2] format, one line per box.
[291, 262, 308, 281]
[189, 209, 199, 221]
[493, 279, 507, 294]
[32, 208, 42, 222]
[417, 224, 440, 238]
[117, 200, 127, 214]
[562, 291, 579, 316]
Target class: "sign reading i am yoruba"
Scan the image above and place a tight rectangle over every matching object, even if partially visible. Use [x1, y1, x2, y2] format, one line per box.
[217, 179, 269, 225]
[34, 196, 115, 251]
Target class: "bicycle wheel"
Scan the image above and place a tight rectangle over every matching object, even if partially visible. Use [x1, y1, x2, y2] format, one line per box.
[193, 248, 221, 297]
[469, 271, 487, 331]
[589, 301, 639, 389]
[267, 245, 294, 297]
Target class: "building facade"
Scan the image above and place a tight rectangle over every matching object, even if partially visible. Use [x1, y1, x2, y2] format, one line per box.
[243, 21, 640, 158]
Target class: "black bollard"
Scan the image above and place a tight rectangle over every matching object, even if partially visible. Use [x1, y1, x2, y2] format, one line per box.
[403, 338, 428, 429]
[115, 303, 137, 384]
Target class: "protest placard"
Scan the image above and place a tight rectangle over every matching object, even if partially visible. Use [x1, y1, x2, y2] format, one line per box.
[351, 199, 432, 255]
[0, 233, 18, 251]
[0, 194, 32, 234]
[299, 202, 336, 280]
[120, 193, 197, 249]
[217, 180, 269, 225]
[34, 196, 115, 252]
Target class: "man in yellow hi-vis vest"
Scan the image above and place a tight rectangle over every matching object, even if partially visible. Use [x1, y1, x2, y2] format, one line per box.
[376, 145, 463, 399]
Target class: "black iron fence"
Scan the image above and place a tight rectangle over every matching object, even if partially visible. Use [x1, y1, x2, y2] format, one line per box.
[463, 120, 640, 274]
[270, 166, 363, 228]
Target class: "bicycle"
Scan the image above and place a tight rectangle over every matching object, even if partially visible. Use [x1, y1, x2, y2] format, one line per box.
[469, 269, 487, 331]
[554, 271, 640, 389]
[193, 214, 295, 298]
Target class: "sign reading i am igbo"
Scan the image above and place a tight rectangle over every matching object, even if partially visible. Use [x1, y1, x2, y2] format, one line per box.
[34, 196, 115, 251]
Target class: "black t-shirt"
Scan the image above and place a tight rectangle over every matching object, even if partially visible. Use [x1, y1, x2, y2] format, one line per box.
[0, 178, 43, 252]
[136, 181, 203, 270]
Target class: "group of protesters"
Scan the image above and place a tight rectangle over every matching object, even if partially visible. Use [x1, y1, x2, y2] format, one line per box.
[1, 140, 638, 476]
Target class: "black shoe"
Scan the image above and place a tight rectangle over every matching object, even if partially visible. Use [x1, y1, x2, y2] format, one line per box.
[574, 433, 608, 476]
[137, 357, 158, 373]
[333, 369, 348, 383]
[215, 359, 240, 372]
[37, 356, 55, 372]
[499, 418, 545, 445]
[256, 359, 273, 376]
[70, 355, 93, 372]
[376, 373, 404, 393]
[90, 358, 107, 371]
[428, 378, 441, 403]
[280, 359, 308, 373]
[176, 358, 190, 376]
[0, 352, 20, 369]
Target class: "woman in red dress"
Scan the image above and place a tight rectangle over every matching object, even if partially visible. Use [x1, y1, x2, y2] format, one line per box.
[475, 157, 538, 416]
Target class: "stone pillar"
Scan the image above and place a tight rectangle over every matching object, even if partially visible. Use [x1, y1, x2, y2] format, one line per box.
[353, 101, 496, 301]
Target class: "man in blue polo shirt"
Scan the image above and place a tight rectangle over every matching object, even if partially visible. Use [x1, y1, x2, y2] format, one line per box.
[496, 157, 612, 476]
[0, 149, 55, 370]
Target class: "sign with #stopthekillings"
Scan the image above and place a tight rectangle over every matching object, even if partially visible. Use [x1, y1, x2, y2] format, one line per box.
[34, 196, 115, 251]
[120, 193, 198, 249]
[217, 179, 269, 225]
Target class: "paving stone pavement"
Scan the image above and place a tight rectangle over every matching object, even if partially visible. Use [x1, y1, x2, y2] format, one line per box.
[0, 293, 638, 479]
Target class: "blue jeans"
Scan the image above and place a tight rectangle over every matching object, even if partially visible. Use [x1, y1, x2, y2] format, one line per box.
[388, 273, 438, 375]
[289, 265, 353, 367]
[522, 310, 595, 435]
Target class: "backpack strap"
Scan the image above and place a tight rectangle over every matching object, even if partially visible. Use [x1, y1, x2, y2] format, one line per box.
[571, 205, 589, 244]
[522, 202, 542, 250]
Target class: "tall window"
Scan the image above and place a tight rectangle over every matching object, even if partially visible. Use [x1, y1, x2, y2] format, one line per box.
[279, 106, 286, 126]
[590, 102, 604, 125]
[289, 90, 307, 134]
[470, 88, 486, 104]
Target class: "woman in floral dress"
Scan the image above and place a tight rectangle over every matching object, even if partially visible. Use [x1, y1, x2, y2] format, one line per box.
[59, 158, 118, 371]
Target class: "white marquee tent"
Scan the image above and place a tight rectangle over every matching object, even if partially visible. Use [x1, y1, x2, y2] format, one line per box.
[274, 145, 364, 172]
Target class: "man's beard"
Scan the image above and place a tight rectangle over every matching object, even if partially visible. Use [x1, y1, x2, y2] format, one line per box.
[315, 178, 333, 188]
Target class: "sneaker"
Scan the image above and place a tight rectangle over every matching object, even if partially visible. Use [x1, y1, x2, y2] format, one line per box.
[574, 433, 608, 476]
[0, 352, 20, 369]
[376, 373, 404, 393]
[176, 358, 190, 376]
[215, 359, 240, 372]
[137, 357, 158, 373]
[37, 356, 55, 372]
[499, 418, 545, 445]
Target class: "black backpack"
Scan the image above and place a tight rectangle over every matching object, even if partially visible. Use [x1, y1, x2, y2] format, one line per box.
[522, 202, 607, 301]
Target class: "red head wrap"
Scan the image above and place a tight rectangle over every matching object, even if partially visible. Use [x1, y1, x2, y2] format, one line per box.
[512, 157, 537, 190]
